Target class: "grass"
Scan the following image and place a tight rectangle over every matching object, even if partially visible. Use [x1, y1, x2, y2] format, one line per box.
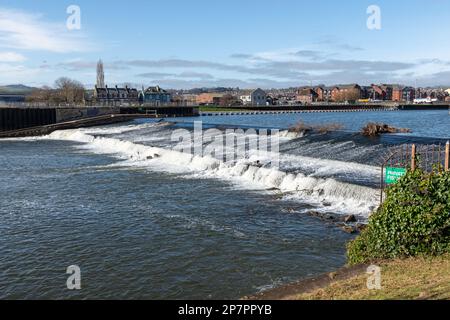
[296, 254, 450, 300]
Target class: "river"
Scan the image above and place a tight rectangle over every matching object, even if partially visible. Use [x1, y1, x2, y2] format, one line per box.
[0, 109, 448, 299]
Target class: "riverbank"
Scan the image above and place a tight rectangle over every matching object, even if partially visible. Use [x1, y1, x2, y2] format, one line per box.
[300, 254, 450, 300]
[1, 111, 449, 299]
[249, 166, 450, 301]
[246, 254, 450, 300]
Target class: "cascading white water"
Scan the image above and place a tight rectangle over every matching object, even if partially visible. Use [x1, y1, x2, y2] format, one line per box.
[47, 124, 380, 218]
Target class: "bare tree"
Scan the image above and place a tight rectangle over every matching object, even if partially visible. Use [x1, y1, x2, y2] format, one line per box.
[219, 94, 240, 107]
[26, 86, 56, 105]
[54, 77, 85, 104]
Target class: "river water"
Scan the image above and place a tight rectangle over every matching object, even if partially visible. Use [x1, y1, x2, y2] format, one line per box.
[0, 109, 449, 299]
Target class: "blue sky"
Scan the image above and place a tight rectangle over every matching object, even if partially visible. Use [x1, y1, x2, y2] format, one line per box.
[1, 0, 450, 88]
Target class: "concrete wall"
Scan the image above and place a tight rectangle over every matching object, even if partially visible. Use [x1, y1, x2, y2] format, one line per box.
[0, 108, 56, 131]
[56, 107, 119, 122]
[1, 106, 199, 132]
[0, 107, 118, 132]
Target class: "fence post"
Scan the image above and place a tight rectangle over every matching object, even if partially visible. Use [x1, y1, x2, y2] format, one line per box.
[411, 144, 416, 171]
[380, 165, 384, 205]
[445, 141, 450, 172]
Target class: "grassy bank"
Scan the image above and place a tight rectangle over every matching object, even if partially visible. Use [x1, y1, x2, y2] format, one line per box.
[309, 169, 450, 300]
[296, 254, 450, 300]
[250, 169, 450, 301]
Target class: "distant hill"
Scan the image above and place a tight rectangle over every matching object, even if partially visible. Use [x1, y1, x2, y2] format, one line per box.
[0, 84, 37, 95]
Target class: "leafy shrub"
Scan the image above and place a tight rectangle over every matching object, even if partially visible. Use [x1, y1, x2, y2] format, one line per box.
[347, 169, 450, 265]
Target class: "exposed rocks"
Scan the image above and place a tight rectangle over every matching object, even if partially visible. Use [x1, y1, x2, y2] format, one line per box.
[355, 223, 367, 232]
[306, 210, 367, 234]
[361, 122, 412, 137]
[307, 211, 322, 218]
[289, 121, 344, 136]
[344, 214, 357, 223]
[288, 121, 313, 135]
[340, 225, 358, 234]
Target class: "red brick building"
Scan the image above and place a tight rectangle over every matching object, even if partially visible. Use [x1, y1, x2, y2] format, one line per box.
[392, 86, 415, 102]
[331, 84, 362, 102]
[296, 88, 318, 104]
[371, 84, 387, 100]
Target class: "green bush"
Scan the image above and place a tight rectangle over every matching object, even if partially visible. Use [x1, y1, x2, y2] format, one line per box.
[347, 169, 450, 265]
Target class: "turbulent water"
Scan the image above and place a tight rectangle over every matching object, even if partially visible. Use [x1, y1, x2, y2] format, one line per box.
[0, 110, 449, 299]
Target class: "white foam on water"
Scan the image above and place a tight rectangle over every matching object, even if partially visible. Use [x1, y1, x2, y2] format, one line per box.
[46, 128, 379, 218]
[79, 121, 172, 135]
[0, 136, 45, 142]
[0, 121, 167, 142]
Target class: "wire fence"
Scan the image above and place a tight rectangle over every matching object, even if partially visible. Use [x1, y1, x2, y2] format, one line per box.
[380, 142, 450, 203]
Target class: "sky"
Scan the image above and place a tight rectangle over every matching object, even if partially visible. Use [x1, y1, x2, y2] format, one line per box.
[0, 0, 450, 89]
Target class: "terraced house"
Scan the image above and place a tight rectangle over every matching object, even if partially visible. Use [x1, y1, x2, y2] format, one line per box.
[296, 88, 318, 104]
[250, 88, 267, 106]
[140, 86, 172, 106]
[94, 85, 139, 106]
[392, 86, 415, 102]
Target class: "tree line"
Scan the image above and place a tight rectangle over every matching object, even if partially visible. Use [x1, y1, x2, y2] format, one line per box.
[26, 77, 86, 104]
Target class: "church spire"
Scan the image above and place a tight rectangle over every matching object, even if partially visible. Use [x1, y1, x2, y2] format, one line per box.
[96, 59, 105, 88]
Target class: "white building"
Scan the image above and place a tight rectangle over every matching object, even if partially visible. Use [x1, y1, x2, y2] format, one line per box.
[240, 95, 252, 105]
[250, 88, 267, 106]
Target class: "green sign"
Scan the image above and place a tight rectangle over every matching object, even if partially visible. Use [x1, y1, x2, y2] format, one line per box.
[385, 167, 407, 184]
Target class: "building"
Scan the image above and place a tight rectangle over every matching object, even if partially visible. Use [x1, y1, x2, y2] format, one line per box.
[380, 85, 393, 100]
[140, 86, 172, 106]
[172, 94, 198, 106]
[196, 93, 225, 105]
[94, 85, 139, 105]
[296, 88, 318, 104]
[239, 94, 252, 105]
[392, 86, 415, 102]
[371, 84, 387, 100]
[313, 86, 333, 102]
[331, 84, 362, 102]
[250, 88, 267, 106]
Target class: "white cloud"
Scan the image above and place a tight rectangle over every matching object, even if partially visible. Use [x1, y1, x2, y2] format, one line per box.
[0, 7, 92, 53]
[0, 63, 42, 84]
[0, 51, 26, 62]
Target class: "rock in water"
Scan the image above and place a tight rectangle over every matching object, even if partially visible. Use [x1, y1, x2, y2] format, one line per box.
[344, 214, 357, 223]
[341, 225, 357, 234]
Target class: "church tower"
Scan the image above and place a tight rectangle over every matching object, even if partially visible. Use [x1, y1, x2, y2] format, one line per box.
[96, 59, 105, 88]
